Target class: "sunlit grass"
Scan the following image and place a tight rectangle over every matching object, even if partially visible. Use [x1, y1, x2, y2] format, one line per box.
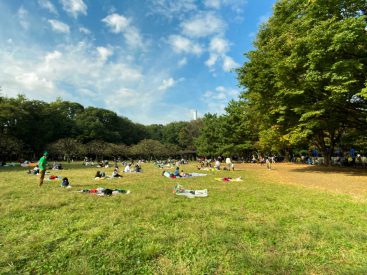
[1, 162, 367, 273]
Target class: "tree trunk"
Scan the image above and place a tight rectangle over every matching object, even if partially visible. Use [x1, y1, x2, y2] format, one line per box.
[322, 149, 331, 166]
[283, 148, 291, 162]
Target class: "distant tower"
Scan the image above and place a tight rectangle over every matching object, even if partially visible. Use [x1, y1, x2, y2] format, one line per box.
[193, 110, 197, 120]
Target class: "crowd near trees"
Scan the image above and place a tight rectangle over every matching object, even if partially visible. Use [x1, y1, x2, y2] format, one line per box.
[1, 0, 366, 165]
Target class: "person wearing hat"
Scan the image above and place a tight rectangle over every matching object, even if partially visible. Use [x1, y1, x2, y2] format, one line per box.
[38, 151, 48, 186]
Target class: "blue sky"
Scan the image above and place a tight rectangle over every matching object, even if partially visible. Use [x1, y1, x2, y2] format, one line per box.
[0, 0, 276, 124]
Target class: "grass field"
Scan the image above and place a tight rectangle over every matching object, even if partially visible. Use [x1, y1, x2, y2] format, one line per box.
[1, 162, 367, 274]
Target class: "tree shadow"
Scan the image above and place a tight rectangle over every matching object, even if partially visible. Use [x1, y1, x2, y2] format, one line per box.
[289, 165, 367, 177]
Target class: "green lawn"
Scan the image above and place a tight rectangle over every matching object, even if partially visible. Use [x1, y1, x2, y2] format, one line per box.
[1, 162, 367, 274]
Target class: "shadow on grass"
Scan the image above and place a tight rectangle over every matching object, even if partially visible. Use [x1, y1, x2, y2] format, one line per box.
[288, 165, 367, 177]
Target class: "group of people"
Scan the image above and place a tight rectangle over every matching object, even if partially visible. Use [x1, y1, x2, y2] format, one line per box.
[35, 152, 241, 187]
[94, 163, 142, 179]
[197, 157, 235, 171]
[162, 167, 206, 178]
[123, 162, 142, 173]
[251, 155, 275, 170]
[94, 166, 136, 179]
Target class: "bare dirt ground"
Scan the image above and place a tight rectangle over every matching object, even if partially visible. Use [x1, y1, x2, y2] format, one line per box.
[236, 162, 367, 199]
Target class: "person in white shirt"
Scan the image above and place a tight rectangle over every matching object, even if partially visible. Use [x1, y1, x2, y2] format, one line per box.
[124, 163, 131, 173]
[214, 159, 221, 170]
[225, 157, 232, 170]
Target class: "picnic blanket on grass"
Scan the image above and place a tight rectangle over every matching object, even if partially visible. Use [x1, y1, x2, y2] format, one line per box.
[163, 172, 207, 178]
[77, 187, 130, 196]
[47, 175, 62, 181]
[173, 184, 208, 198]
[215, 177, 243, 182]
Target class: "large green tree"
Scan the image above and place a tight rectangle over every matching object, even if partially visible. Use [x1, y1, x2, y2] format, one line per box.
[221, 99, 259, 158]
[178, 119, 203, 150]
[195, 114, 226, 157]
[238, 0, 367, 164]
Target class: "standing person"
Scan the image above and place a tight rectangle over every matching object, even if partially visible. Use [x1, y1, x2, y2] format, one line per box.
[350, 147, 356, 166]
[225, 157, 232, 170]
[38, 151, 48, 186]
[266, 157, 272, 170]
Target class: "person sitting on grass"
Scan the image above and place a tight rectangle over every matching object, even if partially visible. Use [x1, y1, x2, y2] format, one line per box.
[134, 164, 142, 172]
[61, 177, 71, 188]
[173, 167, 181, 177]
[214, 159, 221, 170]
[124, 163, 132, 173]
[112, 168, 123, 178]
[28, 165, 40, 175]
[179, 170, 190, 177]
[95, 170, 106, 179]
[52, 162, 63, 170]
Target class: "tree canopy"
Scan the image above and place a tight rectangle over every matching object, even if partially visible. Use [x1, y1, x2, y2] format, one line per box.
[0, 95, 201, 160]
[236, 0, 367, 163]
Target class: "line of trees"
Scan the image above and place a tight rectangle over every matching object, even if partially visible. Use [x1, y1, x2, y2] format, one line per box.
[0, 95, 203, 161]
[47, 138, 185, 161]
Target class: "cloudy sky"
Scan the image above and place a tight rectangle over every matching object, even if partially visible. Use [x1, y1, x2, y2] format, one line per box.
[0, 0, 276, 124]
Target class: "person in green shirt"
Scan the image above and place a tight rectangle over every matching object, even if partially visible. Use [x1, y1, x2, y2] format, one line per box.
[38, 151, 48, 186]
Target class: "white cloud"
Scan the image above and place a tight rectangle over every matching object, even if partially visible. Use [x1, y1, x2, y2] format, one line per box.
[205, 37, 237, 72]
[204, 0, 248, 13]
[79, 27, 91, 34]
[158, 78, 176, 91]
[149, 0, 197, 20]
[102, 13, 129, 33]
[0, 41, 182, 123]
[60, 0, 87, 18]
[48, 19, 70, 33]
[97, 46, 113, 62]
[181, 12, 226, 38]
[102, 13, 144, 48]
[15, 72, 55, 91]
[202, 86, 240, 113]
[104, 88, 139, 108]
[223, 0, 248, 14]
[178, 58, 187, 67]
[17, 6, 29, 30]
[222, 55, 239, 72]
[38, 0, 58, 14]
[203, 86, 239, 100]
[209, 36, 229, 54]
[168, 35, 203, 55]
[206, 37, 229, 68]
[204, 0, 221, 9]
[0, 42, 142, 101]
[0, 51, 64, 101]
[45, 50, 62, 63]
[124, 27, 144, 49]
[205, 54, 218, 67]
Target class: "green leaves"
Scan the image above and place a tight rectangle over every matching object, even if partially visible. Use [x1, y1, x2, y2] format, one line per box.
[236, 0, 367, 159]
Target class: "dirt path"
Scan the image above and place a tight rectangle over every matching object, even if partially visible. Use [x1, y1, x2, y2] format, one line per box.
[236, 163, 367, 199]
